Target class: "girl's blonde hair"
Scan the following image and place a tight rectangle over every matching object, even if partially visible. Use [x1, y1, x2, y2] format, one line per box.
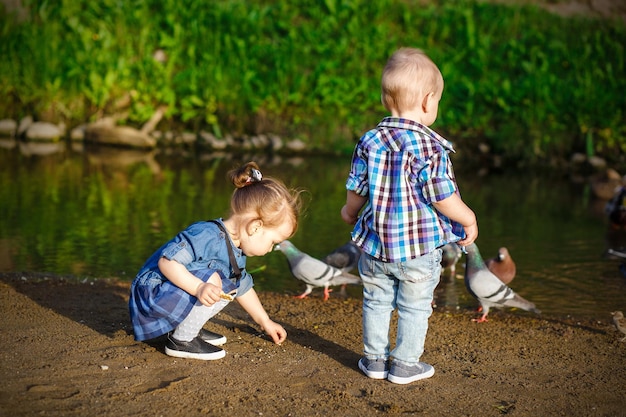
[228, 161, 302, 236]
[381, 47, 444, 113]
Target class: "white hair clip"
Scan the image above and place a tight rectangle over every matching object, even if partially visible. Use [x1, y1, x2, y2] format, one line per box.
[246, 168, 263, 184]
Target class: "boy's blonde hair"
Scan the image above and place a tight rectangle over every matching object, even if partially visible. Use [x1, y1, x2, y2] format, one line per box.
[228, 161, 302, 237]
[381, 47, 444, 113]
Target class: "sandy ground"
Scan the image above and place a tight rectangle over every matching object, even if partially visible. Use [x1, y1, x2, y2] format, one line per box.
[1, 272, 625, 417]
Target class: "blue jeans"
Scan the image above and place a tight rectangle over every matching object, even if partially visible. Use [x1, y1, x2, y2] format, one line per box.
[359, 249, 442, 364]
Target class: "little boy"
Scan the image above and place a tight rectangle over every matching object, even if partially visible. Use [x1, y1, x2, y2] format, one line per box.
[341, 47, 478, 384]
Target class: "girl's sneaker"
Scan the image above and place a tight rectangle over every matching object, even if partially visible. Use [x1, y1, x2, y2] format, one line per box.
[165, 335, 225, 360]
[199, 328, 227, 346]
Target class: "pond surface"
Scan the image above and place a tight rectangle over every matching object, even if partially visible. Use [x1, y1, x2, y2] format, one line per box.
[1, 139, 624, 319]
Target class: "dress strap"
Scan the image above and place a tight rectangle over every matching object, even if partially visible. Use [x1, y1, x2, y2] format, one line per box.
[209, 220, 242, 281]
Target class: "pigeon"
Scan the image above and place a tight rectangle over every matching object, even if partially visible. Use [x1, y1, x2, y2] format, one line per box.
[440, 243, 463, 278]
[322, 241, 362, 273]
[322, 241, 363, 296]
[275, 240, 361, 301]
[485, 247, 516, 284]
[464, 243, 540, 322]
[607, 248, 626, 259]
[611, 311, 626, 342]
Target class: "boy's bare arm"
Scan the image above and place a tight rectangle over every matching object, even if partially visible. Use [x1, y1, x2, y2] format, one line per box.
[433, 193, 478, 246]
[341, 190, 368, 224]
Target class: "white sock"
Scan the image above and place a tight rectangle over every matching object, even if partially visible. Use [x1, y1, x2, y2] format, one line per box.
[172, 300, 228, 342]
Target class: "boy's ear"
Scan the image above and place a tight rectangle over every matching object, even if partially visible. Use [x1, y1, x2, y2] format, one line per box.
[422, 92, 434, 112]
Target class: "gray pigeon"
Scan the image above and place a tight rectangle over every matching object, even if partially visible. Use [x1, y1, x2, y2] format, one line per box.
[607, 248, 626, 259]
[323, 241, 362, 273]
[440, 243, 463, 278]
[611, 311, 626, 342]
[464, 243, 540, 322]
[275, 240, 361, 301]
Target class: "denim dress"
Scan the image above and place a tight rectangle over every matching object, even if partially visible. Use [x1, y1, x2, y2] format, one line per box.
[129, 219, 253, 341]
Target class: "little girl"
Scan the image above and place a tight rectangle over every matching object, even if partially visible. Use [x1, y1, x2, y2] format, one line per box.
[129, 162, 302, 360]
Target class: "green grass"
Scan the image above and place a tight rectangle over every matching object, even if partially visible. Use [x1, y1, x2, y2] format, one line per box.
[1, 0, 625, 165]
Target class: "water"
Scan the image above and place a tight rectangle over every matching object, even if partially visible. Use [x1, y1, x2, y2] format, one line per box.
[1, 138, 624, 319]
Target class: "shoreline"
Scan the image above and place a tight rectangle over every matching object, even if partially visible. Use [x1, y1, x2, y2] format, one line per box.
[2, 270, 618, 322]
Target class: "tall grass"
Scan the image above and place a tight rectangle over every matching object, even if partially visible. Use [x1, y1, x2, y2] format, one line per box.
[1, 0, 624, 165]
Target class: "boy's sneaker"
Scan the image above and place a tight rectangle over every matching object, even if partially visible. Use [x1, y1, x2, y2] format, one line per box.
[199, 328, 227, 346]
[165, 335, 226, 360]
[358, 357, 389, 379]
[387, 360, 435, 384]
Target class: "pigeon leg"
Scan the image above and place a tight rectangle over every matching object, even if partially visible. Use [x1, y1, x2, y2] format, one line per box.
[472, 314, 489, 323]
[472, 306, 489, 323]
[323, 287, 333, 301]
[338, 284, 348, 297]
[295, 286, 313, 299]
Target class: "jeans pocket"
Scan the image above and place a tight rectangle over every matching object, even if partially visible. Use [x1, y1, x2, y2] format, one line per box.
[399, 251, 440, 283]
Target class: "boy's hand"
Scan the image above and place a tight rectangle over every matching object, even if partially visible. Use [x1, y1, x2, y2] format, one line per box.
[458, 221, 478, 247]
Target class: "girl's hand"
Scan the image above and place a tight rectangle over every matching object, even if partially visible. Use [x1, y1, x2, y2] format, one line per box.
[236, 288, 287, 344]
[261, 320, 287, 345]
[195, 272, 223, 306]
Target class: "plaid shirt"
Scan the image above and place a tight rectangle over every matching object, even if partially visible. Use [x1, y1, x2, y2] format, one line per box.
[346, 117, 465, 262]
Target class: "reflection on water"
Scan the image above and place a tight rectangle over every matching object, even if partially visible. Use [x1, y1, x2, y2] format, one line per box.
[0, 138, 624, 318]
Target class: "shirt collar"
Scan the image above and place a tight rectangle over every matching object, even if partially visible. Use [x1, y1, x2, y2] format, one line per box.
[378, 116, 456, 153]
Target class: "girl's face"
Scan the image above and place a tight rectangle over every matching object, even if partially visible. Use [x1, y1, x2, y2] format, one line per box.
[241, 220, 294, 257]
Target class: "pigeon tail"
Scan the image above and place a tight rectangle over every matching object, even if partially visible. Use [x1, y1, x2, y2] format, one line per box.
[329, 271, 361, 286]
[501, 293, 541, 315]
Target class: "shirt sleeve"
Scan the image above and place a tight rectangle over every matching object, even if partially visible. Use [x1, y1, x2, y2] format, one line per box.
[162, 241, 194, 265]
[420, 151, 458, 203]
[345, 140, 370, 196]
[234, 271, 254, 297]
[160, 222, 216, 266]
